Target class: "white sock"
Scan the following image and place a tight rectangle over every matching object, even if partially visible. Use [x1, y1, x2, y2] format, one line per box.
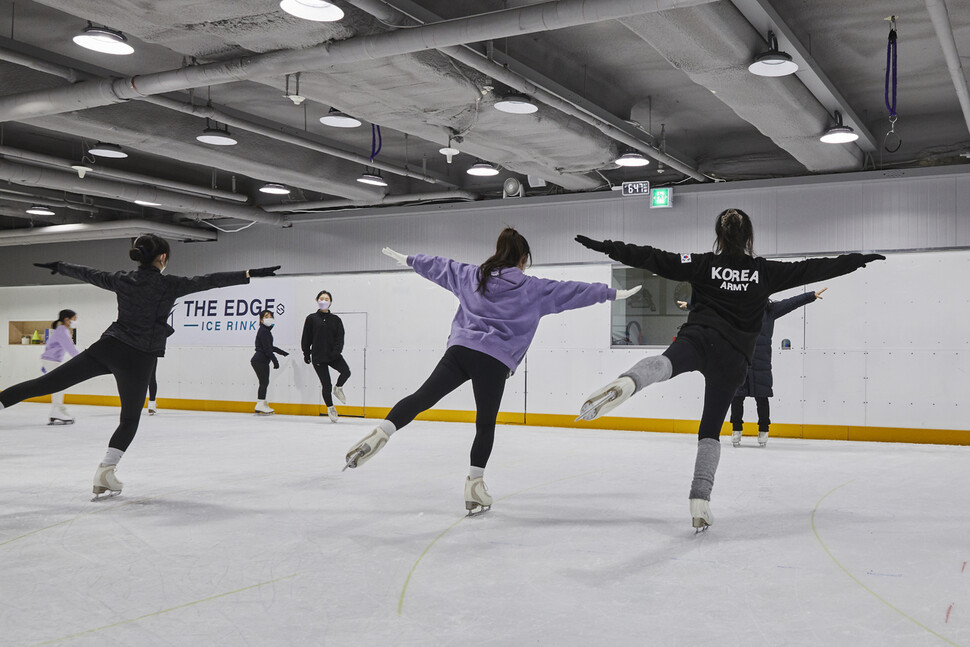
[469, 466, 485, 480]
[379, 419, 397, 437]
[148, 400, 157, 408]
[101, 447, 124, 467]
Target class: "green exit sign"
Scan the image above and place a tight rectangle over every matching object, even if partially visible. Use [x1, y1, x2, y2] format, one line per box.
[650, 187, 672, 208]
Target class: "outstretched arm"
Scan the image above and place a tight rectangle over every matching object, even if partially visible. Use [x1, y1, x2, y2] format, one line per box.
[765, 254, 883, 294]
[575, 235, 694, 281]
[766, 291, 818, 320]
[535, 277, 616, 315]
[40, 262, 121, 292]
[408, 253, 475, 295]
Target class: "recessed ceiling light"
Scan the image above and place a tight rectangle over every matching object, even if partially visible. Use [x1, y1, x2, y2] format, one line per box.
[319, 108, 362, 128]
[748, 31, 798, 77]
[356, 172, 388, 187]
[134, 199, 162, 206]
[494, 94, 539, 114]
[72, 24, 134, 55]
[280, 0, 344, 22]
[88, 142, 127, 158]
[467, 161, 499, 177]
[615, 152, 650, 167]
[259, 183, 291, 195]
[196, 125, 238, 146]
[820, 110, 859, 144]
[26, 205, 56, 216]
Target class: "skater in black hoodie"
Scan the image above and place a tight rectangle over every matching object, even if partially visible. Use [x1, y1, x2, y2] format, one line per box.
[0, 234, 280, 498]
[252, 309, 289, 415]
[575, 208, 884, 529]
[301, 290, 350, 422]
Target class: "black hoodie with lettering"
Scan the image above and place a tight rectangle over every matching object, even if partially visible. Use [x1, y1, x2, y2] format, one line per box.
[598, 242, 871, 361]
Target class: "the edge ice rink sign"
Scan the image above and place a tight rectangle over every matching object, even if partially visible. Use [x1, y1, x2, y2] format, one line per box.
[168, 283, 299, 347]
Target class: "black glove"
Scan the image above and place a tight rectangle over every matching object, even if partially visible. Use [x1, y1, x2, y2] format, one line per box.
[249, 265, 281, 277]
[574, 235, 610, 254]
[33, 261, 60, 275]
[861, 253, 885, 266]
[272, 361, 280, 370]
[303, 355, 311, 365]
[278, 350, 290, 357]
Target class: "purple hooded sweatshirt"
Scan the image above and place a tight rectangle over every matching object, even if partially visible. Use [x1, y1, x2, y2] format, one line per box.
[409, 254, 616, 371]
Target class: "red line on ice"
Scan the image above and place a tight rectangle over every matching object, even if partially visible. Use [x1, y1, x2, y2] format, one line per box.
[946, 604, 952, 623]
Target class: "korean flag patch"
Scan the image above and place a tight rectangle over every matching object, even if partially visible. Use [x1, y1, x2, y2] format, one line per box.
[680, 253, 692, 263]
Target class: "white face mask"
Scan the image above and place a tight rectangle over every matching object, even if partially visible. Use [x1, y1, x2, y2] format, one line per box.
[68, 320, 77, 329]
[318, 300, 331, 311]
[262, 319, 274, 328]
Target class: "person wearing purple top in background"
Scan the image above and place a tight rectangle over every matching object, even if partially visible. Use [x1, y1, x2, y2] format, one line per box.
[343, 227, 642, 515]
[40, 309, 80, 425]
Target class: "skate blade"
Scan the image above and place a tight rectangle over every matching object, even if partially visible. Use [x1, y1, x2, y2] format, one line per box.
[466, 504, 491, 517]
[343, 449, 364, 471]
[48, 419, 75, 425]
[692, 518, 710, 532]
[574, 390, 617, 422]
[148, 411, 157, 416]
[91, 490, 121, 502]
[253, 411, 275, 416]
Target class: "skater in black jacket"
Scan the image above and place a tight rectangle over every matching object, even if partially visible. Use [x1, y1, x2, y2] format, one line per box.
[0, 234, 280, 498]
[727, 288, 826, 448]
[252, 309, 289, 415]
[301, 290, 351, 423]
[575, 208, 884, 529]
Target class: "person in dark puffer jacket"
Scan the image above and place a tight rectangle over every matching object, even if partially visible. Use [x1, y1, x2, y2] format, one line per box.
[301, 290, 350, 423]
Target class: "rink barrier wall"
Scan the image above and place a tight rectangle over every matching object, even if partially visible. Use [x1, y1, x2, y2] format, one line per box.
[23, 394, 970, 446]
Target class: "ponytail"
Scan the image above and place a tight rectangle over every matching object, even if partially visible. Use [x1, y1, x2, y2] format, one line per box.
[53, 308, 76, 328]
[478, 227, 532, 294]
[713, 208, 754, 256]
[129, 234, 171, 267]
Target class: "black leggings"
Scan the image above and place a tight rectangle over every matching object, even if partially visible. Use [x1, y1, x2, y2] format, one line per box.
[148, 360, 158, 401]
[387, 345, 509, 468]
[730, 396, 770, 431]
[0, 336, 156, 451]
[312, 356, 351, 407]
[663, 327, 748, 441]
[251, 361, 271, 400]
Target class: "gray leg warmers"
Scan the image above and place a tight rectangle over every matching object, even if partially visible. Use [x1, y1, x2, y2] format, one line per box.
[620, 355, 672, 393]
[688, 438, 721, 501]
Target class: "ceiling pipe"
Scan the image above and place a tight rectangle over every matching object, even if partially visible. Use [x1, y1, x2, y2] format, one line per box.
[924, 0, 970, 136]
[0, 219, 217, 247]
[0, 159, 283, 226]
[0, 44, 456, 191]
[0, 145, 248, 203]
[0, 190, 99, 214]
[345, 0, 710, 182]
[0, 207, 66, 224]
[0, 0, 713, 122]
[263, 190, 479, 212]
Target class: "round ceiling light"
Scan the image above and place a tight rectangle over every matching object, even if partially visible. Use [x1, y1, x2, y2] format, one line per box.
[26, 205, 56, 216]
[88, 142, 128, 158]
[72, 25, 134, 55]
[614, 152, 650, 167]
[748, 32, 798, 77]
[820, 111, 859, 144]
[494, 94, 539, 114]
[357, 172, 388, 187]
[466, 161, 500, 177]
[280, 0, 345, 22]
[196, 127, 238, 146]
[134, 199, 162, 206]
[259, 183, 291, 195]
[319, 108, 362, 128]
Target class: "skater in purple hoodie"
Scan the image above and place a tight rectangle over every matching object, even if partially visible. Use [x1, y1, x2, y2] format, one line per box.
[344, 227, 641, 515]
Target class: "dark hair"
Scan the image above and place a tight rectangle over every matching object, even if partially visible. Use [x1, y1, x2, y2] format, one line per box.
[316, 290, 332, 302]
[477, 227, 532, 294]
[714, 208, 754, 256]
[258, 309, 274, 319]
[129, 234, 171, 267]
[52, 308, 76, 328]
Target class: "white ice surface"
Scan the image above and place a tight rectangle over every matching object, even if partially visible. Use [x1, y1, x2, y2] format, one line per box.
[1, 403, 967, 647]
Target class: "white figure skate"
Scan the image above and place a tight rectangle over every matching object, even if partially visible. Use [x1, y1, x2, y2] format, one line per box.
[465, 476, 492, 516]
[732, 428, 742, 447]
[758, 431, 769, 447]
[48, 405, 75, 425]
[576, 376, 636, 421]
[344, 428, 389, 470]
[148, 400, 158, 415]
[333, 386, 347, 404]
[690, 498, 713, 532]
[327, 406, 339, 423]
[93, 464, 123, 500]
[254, 400, 275, 416]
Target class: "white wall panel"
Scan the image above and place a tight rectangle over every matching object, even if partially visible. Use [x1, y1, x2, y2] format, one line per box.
[864, 351, 969, 429]
[802, 351, 867, 426]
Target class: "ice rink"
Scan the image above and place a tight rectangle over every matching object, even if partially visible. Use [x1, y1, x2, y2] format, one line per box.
[1, 403, 967, 647]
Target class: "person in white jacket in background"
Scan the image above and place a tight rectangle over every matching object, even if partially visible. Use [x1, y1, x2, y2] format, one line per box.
[40, 309, 80, 425]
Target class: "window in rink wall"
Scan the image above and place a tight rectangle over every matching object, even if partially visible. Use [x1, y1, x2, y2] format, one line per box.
[611, 267, 690, 347]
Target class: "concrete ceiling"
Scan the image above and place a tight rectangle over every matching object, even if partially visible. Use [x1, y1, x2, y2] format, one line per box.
[0, 0, 967, 239]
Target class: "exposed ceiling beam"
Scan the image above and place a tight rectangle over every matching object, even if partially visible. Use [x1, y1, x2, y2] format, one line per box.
[0, 188, 99, 213]
[0, 0, 717, 122]
[0, 219, 217, 247]
[924, 0, 970, 137]
[263, 190, 479, 212]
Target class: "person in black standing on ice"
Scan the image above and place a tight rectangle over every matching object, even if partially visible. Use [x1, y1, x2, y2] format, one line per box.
[252, 309, 289, 416]
[574, 208, 884, 530]
[302, 290, 350, 423]
[0, 234, 280, 498]
[727, 287, 827, 448]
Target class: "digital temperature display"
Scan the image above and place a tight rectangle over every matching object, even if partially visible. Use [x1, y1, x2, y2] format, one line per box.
[621, 181, 651, 196]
